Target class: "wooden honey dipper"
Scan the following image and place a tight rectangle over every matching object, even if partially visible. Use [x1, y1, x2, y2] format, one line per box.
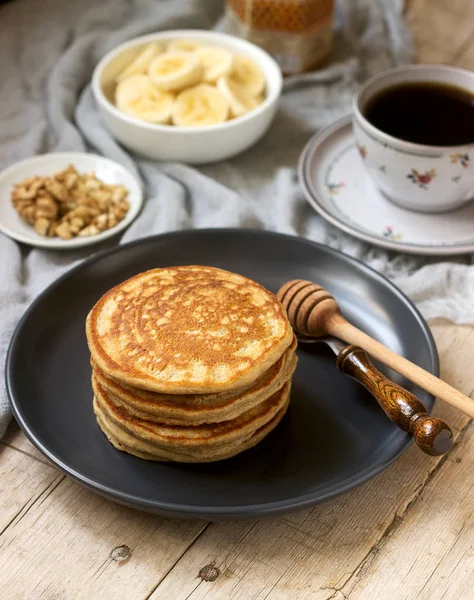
[277, 279, 474, 420]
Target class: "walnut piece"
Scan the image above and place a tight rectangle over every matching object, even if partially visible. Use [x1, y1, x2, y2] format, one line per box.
[34, 217, 51, 237]
[55, 221, 74, 240]
[11, 165, 130, 240]
[35, 192, 58, 220]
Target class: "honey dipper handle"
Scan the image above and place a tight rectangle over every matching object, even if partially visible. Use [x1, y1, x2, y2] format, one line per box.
[336, 346, 453, 456]
[329, 315, 474, 420]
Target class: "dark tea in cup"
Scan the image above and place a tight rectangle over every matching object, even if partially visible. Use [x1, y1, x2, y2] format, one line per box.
[364, 82, 474, 147]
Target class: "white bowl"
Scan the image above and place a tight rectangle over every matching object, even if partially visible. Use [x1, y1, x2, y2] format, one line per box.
[91, 30, 283, 164]
[0, 152, 143, 250]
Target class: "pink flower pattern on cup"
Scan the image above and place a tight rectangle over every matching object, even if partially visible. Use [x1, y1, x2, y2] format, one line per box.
[450, 152, 470, 168]
[383, 226, 402, 241]
[407, 168, 436, 189]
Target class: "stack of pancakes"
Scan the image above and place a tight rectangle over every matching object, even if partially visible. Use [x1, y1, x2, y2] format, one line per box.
[86, 265, 297, 462]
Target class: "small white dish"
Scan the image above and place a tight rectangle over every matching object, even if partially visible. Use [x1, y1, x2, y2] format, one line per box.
[0, 152, 143, 250]
[299, 116, 474, 256]
[92, 30, 282, 164]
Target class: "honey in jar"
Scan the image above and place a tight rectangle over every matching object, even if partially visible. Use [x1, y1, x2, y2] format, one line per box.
[225, 0, 334, 74]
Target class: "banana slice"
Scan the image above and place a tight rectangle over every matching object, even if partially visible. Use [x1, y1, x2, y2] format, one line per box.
[115, 75, 174, 124]
[167, 39, 203, 53]
[148, 51, 203, 92]
[116, 42, 162, 82]
[216, 75, 259, 118]
[229, 55, 266, 97]
[195, 47, 234, 84]
[172, 83, 230, 127]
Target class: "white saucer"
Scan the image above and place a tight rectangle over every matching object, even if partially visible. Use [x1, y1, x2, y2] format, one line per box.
[0, 152, 143, 250]
[298, 116, 474, 256]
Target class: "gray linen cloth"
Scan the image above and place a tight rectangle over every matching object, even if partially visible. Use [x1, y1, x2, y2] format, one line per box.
[1, 0, 473, 438]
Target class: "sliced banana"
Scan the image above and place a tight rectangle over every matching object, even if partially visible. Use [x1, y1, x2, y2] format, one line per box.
[115, 75, 174, 124]
[167, 39, 203, 53]
[195, 47, 234, 84]
[116, 42, 162, 82]
[148, 51, 203, 92]
[217, 75, 259, 118]
[228, 55, 266, 97]
[172, 83, 230, 127]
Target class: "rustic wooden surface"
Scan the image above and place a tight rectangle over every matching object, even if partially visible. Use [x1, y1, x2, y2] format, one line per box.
[2, 2, 474, 599]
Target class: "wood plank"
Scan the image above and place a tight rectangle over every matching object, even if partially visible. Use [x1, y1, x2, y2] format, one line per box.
[0, 444, 61, 535]
[148, 322, 474, 599]
[0, 476, 208, 600]
[338, 423, 474, 600]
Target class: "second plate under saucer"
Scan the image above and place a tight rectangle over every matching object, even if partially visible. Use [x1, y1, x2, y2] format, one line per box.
[299, 116, 474, 256]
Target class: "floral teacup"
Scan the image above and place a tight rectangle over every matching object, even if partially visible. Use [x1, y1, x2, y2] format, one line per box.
[353, 64, 474, 213]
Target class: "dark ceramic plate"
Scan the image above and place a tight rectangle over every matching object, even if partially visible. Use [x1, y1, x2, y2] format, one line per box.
[6, 229, 438, 520]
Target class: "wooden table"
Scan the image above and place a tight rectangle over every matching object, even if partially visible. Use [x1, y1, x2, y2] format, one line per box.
[2, 3, 474, 598]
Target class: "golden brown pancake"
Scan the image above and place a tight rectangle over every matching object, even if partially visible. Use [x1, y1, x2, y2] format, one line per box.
[86, 266, 293, 394]
[93, 381, 291, 462]
[92, 337, 297, 425]
[93, 377, 290, 453]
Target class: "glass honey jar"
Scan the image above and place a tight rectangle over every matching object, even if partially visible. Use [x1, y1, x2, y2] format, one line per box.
[225, 0, 334, 75]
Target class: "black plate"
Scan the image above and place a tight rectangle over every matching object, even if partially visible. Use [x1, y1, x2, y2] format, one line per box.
[6, 229, 438, 520]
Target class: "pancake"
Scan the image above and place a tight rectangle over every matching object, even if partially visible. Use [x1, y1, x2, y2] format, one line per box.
[95, 399, 289, 462]
[93, 382, 291, 462]
[86, 266, 293, 394]
[94, 381, 291, 461]
[92, 337, 297, 425]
